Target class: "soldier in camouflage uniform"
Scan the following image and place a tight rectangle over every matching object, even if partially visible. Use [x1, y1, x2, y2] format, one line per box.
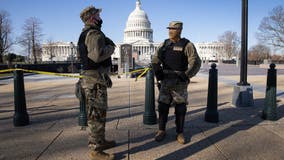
[151, 21, 201, 144]
[78, 6, 116, 160]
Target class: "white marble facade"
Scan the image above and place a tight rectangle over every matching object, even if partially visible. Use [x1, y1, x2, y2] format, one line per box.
[195, 42, 226, 61]
[41, 42, 77, 62]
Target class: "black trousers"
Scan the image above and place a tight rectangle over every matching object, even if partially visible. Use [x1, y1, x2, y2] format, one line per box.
[158, 102, 187, 133]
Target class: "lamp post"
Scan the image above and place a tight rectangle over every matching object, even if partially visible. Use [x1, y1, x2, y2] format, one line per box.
[239, 0, 249, 86]
[232, 0, 254, 107]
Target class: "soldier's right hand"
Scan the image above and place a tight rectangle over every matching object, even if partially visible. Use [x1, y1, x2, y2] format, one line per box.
[105, 37, 116, 47]
[107, 45, 115, 55]
[179, 72, 189, 82]
[155, 72, 164, 81]
[157, 81, 162, 90]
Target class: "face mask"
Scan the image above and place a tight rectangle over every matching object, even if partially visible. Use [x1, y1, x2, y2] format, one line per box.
[97, 19, 103, 27]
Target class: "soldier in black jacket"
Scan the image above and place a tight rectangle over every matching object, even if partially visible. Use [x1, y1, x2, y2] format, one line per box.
[151, 21, 201, 144]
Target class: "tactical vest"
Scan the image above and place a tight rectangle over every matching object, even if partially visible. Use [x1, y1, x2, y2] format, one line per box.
[77, 28, 112, 70]
[159, 38, 189, 71]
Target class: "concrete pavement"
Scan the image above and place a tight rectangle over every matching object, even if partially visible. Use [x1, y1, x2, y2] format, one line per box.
[0, 73, 284, 160]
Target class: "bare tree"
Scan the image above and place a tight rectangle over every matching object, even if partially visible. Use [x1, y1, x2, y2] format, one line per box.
[19, 17, 43, 64]
[218, 31, 240, 60]
[0, 10, 13, 63]
[257, 5, 284, 49]
[35, 42, 42, 63]
[248, 44, 271, 62]
[271, 54, 282, 61]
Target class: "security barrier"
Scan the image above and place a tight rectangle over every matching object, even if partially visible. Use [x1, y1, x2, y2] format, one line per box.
[262, 63, 277, 121]
[0, 65, 149, 127]
[143, 67, 157, 125]
[204, 63, 219, 123]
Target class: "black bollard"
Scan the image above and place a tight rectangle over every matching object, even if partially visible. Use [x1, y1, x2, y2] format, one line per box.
[205, 63, 219, 123]
[143, 68, 157, 125]
[78, 64, 87, 129]
[78, 84, 87, 128]
[13, 65, 30, 126]
[262, 63, 277, 121]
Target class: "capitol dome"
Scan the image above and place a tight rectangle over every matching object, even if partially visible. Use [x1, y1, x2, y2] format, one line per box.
[124, 0, 153, 43]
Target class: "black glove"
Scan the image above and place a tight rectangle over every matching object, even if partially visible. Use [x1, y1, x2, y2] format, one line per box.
[157, 81, 162, 90]
[102, 74, 112, 88]
[155, 71, 164, 81]
[152, 64, 163, 81]
[179, 72, 189, 82]
[105, 37, 116, 47]
[75, 80, 83, 99]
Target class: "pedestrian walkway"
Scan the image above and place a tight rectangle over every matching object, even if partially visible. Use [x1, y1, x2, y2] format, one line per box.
[0, 75, 284, 160]
[198, 72, 284, 100]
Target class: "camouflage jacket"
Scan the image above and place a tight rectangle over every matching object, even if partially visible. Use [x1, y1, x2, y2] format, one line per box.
[80, 24, 114, 88]
[83, 24, 115, 71]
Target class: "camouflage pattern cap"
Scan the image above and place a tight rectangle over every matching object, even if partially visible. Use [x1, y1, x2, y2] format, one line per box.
[80, 6, 102, 23]
[167, 21, 183, 29]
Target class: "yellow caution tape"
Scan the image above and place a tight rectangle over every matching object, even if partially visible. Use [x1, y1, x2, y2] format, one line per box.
[19, 69, 83, 78]
[137, 68, 150, 79]
[118, 68, 148, 75]
[117, 68, 148, 75]
[128, 68, 148, 74]
[0, 67, 151, 80]
[135, 68, 150, 81]
[0, 69, 15, 73]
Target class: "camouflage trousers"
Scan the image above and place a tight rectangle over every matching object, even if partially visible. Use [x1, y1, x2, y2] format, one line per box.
[83, 83, 108, 150]
[158, 79, 189, 105]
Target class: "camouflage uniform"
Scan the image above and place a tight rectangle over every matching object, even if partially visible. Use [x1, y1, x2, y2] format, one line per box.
[77, 6, 115, 154]
[151, 21, 201, 135]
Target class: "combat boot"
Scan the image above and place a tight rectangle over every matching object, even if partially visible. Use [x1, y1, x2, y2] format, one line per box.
[155, 130, 166, 142]
[96, 139, 116, 151]
[176, 133, 185, 144]
[89, 150, 115, 160]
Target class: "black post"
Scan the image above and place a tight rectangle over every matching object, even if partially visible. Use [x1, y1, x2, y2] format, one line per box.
[133, 58, 136, 70]
[13, 65, 30, 126]
[78, 64, 87, 128]
[232, 0, 254, 107]
[262, 63, 277, 121]
[205, 63, 219, 123]
[239, 0, 249, 86]
[143, 68, 157, 125]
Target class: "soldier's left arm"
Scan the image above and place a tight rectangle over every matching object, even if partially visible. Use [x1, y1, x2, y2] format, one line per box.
[185, 42, 201, 78]
[85, 31, 115, 63]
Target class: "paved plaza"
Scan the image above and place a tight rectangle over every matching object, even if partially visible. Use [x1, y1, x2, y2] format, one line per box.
[0, 64, 284, 160]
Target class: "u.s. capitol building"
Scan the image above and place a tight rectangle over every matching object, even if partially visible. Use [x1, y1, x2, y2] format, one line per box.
[112, 0, 160, 66]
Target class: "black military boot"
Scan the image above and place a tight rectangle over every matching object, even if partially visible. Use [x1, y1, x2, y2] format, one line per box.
[155, 130, 166, 142]
[155, 102, 170, 142]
